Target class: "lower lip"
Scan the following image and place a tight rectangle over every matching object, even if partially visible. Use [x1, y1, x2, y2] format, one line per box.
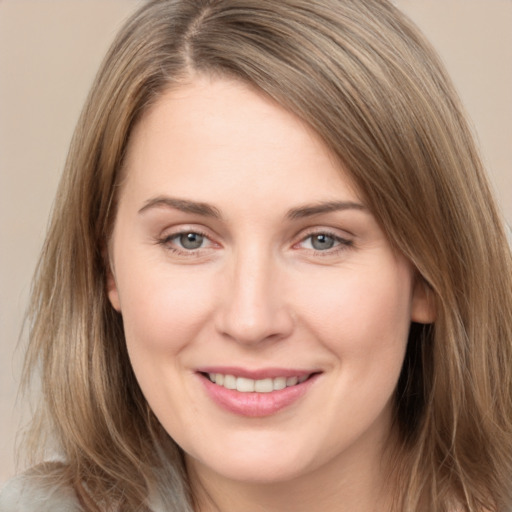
[199, 374, 319, 417]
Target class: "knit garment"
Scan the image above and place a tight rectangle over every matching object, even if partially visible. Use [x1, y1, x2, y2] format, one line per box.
[0, 473, 82, 512]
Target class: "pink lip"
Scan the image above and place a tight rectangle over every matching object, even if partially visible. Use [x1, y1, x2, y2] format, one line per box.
[197, 368, 320, 418]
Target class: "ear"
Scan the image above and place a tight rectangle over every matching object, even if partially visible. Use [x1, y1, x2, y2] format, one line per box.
[104, 250, 121, 312]
[106, 267, 121, 312]
[411, 276, 436, 324]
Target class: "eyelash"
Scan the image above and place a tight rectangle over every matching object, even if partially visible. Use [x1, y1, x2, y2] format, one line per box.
[156, 229, 213, 256]
[156, 229, 354, 257]
[295, 230, 354, 256]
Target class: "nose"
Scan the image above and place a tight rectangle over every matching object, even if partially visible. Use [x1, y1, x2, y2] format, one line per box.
[215, 248, 294, 346]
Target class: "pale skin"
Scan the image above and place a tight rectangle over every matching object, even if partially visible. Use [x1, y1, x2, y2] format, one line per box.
[107, 75, 435, 512]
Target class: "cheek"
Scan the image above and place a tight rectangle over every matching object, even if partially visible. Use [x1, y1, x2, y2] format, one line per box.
[115, 263, 217, 423]
[297, 262, 413, 372]
[116, 259, 216, 356]
[299, 265, 413, 437]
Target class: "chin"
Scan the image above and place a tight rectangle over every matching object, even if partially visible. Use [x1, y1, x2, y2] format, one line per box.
[186, 441, 317, 485]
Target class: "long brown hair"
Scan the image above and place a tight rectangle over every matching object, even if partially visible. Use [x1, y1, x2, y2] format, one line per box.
[22, 0, 512, 510]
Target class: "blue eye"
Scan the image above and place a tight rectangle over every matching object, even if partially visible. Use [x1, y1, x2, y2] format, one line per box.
[156, 228, 220, 258]
[298, 232, 353, 253]
[174, 232, 205, 250]
[309, 233, 336, 250]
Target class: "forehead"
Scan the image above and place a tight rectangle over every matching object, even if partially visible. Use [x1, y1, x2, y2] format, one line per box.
[121, 75, 361, 208]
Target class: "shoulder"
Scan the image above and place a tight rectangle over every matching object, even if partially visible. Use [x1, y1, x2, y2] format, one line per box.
[0, 465, 82, 512]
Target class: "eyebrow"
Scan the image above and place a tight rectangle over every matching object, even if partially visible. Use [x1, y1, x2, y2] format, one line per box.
[138, 196, 222, 218]
[138, 196, 366, 220]
[286, 200, 367, 220]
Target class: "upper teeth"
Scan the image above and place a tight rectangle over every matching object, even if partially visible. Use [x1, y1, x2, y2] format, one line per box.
[208, 374, 309, 393]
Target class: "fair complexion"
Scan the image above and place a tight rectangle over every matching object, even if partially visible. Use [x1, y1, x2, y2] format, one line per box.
[107, 75, 434, 512]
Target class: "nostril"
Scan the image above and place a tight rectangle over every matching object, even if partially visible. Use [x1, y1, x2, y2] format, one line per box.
[216, 307, 295, 346]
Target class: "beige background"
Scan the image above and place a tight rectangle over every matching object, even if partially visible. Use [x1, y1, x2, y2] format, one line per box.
[0, 0, 511, 483]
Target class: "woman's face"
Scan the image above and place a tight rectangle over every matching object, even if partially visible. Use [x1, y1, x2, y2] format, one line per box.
[107, 76, 433, 486]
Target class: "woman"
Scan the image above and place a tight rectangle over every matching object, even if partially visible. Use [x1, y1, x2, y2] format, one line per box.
[1, 0, 511, 511]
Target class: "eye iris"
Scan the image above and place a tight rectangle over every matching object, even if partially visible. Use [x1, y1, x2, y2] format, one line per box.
[180, 233, 204, 250]
[311, 234, 335, 250]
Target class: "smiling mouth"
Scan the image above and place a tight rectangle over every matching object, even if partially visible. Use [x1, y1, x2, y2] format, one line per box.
[199, 370, 321, 416]
[204, 373, 312, 393]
